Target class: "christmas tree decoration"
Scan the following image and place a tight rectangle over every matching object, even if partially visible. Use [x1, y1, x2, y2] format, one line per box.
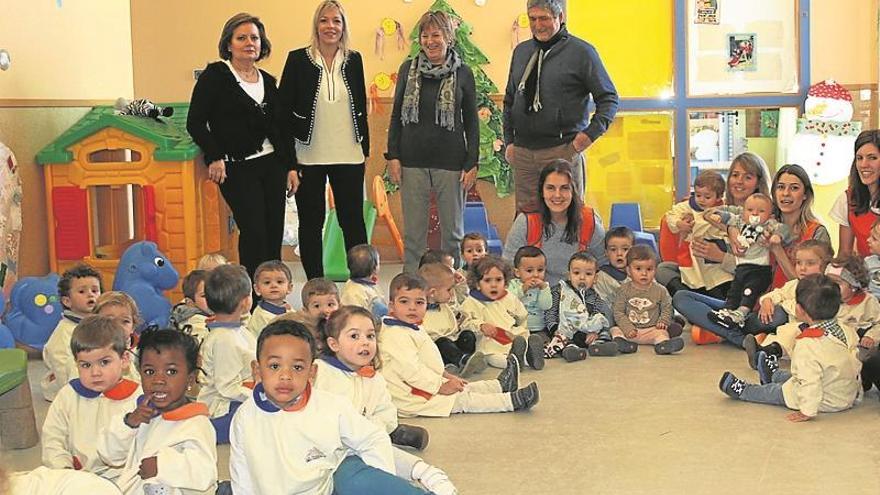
[787, 80, 861, 186]
[402, 0, 513, 196]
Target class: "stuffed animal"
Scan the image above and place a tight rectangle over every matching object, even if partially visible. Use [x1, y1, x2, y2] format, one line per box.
[115, 97, 174, 120]
[112, 241, 179, 329]
[4, 274, 62, 350]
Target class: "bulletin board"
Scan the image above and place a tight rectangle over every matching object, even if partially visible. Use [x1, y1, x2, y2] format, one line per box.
[687, 0, 799, 95]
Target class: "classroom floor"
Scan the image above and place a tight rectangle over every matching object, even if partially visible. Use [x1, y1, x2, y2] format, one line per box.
[4, 263, 880, 494]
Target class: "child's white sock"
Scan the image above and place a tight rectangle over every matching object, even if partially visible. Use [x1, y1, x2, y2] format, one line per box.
[411, 460, 458, 495]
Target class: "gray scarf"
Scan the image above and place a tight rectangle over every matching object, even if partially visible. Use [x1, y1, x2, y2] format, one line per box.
[401, 49, 461, 131]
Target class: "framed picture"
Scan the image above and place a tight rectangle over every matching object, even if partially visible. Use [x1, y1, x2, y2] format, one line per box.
[726, 33, 756, 72]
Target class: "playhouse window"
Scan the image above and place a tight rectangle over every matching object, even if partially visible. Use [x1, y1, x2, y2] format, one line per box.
[87, 148, 142, 163]
[88, 185, 145, 259]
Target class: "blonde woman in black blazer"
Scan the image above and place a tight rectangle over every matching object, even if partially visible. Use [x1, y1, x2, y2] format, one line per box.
[277, 0, 369, 279]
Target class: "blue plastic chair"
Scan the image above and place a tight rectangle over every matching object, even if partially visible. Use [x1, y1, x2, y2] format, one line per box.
[610, 202, 644, 232]
[463, 202, 502, 255]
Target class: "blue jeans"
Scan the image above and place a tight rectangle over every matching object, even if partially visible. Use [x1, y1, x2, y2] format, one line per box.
[210, 401, 242, 445]
[739, 370, 791, 406]
[743, 306, 789, 335]
[672, 290, 746, 347]
[333, 455, 429, 495]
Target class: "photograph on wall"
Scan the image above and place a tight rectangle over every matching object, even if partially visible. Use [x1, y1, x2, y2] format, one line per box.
[727, 33, 756, 71]
[695, 0, 719, 24]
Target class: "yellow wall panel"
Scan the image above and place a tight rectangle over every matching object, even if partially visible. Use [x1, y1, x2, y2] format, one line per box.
[569, 1, 674, 98]
[585, 113, 674, 229]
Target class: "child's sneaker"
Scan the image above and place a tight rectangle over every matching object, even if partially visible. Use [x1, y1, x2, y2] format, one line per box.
[497, 354, 520, 393]
[561, 345, 587, 362]
[459, 351, 487, 378]
[543, 333, 567, 358]
[708, 308, 745, 329]
[756, 351, 779, 385]
[587, 340, 618, 357]
[390, 424, 430, 451]
[511, 382, 540, 411]
[742, 334, 760, 370]
[719, 371, 746, 398]
[654, 337, 684, 355]
[525, 334, 546, 370]
[509, 335, 527, 368]
[613, 337, 638, 354]
[412, 461, 458, 495]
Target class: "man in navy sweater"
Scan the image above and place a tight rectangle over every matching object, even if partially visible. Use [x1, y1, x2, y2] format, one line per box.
[503, 0, 619, 212]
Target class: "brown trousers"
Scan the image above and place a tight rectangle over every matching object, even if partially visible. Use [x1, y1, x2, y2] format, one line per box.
[509, 141, 586, 212]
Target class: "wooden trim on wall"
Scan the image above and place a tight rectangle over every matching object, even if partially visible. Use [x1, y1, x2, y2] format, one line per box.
[0, 99, 115, 108]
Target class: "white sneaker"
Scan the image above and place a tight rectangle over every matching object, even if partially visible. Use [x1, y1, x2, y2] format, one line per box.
[413, 462, 458, 495]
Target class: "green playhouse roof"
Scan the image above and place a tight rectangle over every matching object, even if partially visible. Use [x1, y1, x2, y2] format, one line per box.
[36, 103, 200, 164]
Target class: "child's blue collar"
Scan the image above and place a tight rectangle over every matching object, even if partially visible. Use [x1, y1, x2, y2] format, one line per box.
[427, 302, 441, 311]
[382, 316, 420, 331]
[253, 382, 310, 413]
[63, 311, 83, 324]
[469, 289, 494, 302]
[206, 320, 243, 330]
[70, 378, 101, 398]
[258, 300, 288, 315]
[352, 278, 376, 287]
[688, 193, 704, 212]
[599, 264, 627, 282]
[321, 355, 353, 373]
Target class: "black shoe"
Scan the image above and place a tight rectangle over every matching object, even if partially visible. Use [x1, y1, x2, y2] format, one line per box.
[743, 334, 760, 370]
[613, 337, 638, 354]
[562, 345, 587, 362]
[497, 354, 520, 392]
[390, 424, 430, 451]
[526, 334, 546, 370]
[459, 351, 487, 378]
[719, 371, 746, 398]
[672, 314, 687, 328]
[764, 342, 783, 358]
[756, 350, 779, 385]
[654, 337, 684, 355]
[509, 335, 527, 369]
[587, 340, 618, 357]
[511, 382, 540, 411]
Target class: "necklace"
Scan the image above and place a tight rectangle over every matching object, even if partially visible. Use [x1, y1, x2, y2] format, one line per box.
[233, 63, 258, 82]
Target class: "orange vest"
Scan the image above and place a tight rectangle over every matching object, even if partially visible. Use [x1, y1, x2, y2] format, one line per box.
[846, 189, 879, 256]
[525, 206, 596, 251]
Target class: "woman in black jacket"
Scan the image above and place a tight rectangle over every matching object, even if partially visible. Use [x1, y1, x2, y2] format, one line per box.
[186, 12, 297, 281]
[277, 0, 369, 280]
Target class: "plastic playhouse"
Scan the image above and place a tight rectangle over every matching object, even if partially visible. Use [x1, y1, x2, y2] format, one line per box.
[36, 104, 235, 300]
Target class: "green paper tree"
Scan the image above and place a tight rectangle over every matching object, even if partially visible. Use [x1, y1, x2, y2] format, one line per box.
[400, 0, 512, 197]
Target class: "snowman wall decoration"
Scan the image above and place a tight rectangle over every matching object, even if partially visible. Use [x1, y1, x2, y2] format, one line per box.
[787, 80, 861, 186]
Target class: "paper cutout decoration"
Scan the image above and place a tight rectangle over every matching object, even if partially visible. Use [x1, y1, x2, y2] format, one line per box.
[727, 33, 756, 71]
[805, 80, 854, 122]
[760, 110, 779, 137]
[788, 80, 861, 185]
[512, 14, 530, 48]
[375, 18, 405, 60]
[369, 72, 399, 114]
[695, 0, 719, 24]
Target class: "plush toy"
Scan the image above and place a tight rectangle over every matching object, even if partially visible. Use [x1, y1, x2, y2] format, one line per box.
[114, 97, 174, 120]
[112, 241, 179, 329]
[3, 274, 62, 350]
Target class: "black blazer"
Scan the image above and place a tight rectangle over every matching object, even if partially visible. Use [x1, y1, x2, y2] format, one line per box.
[186, 61, 292, 167]
[277, 48, 370, 160]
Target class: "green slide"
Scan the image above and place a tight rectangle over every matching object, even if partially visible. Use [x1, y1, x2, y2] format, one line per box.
[322, 201, 377, 281]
